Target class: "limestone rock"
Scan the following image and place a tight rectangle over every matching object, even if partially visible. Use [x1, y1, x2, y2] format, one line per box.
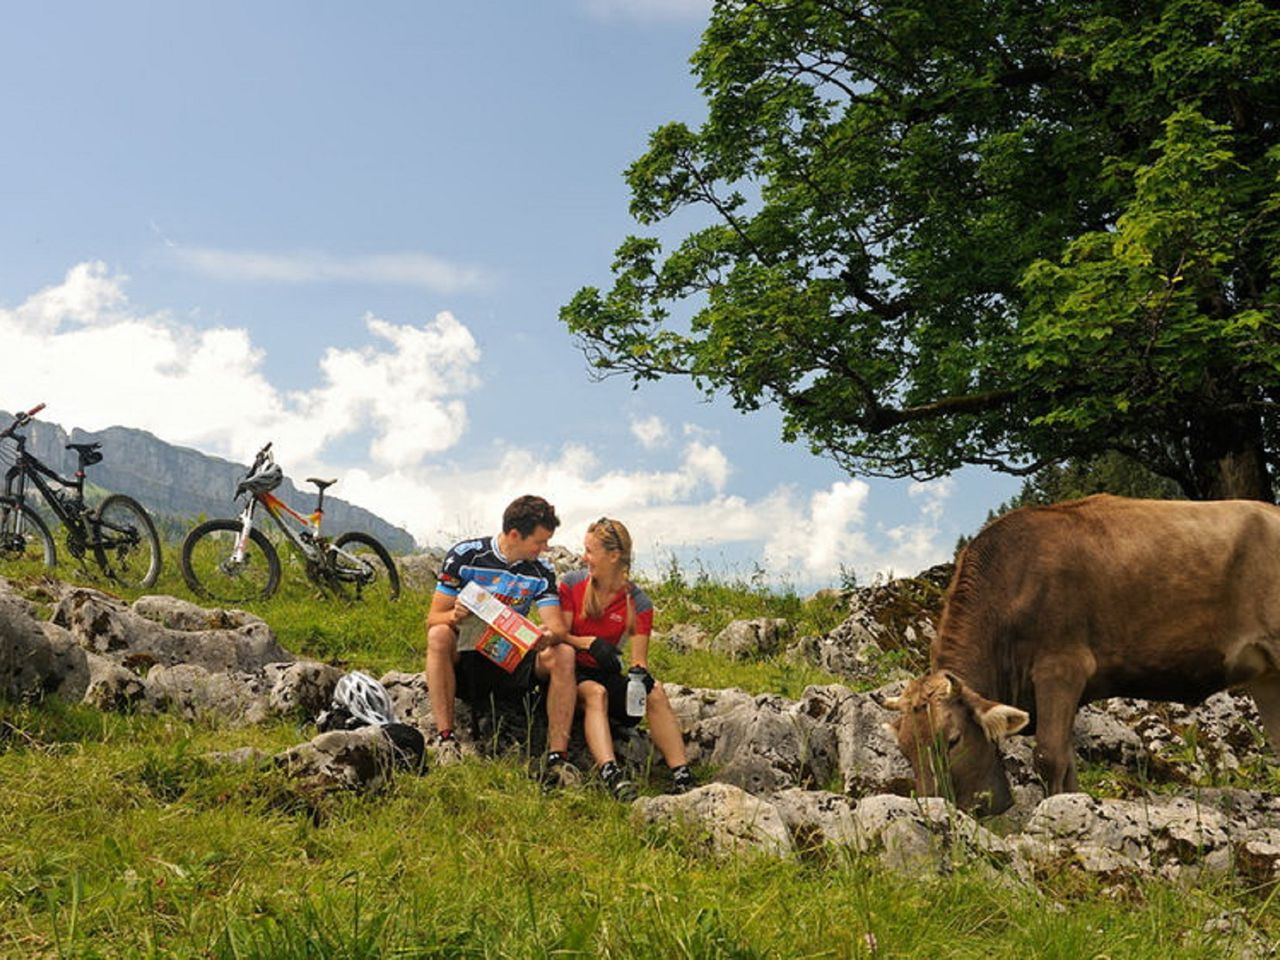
[632, 782, 793, 857]
[710, 619, 791, 660]
[274, 726, 407, 791]
[769, 788, 860, 849]
[849, 795, 1009, 876]
[52, 588, 292, 673]
[398, 552, 444, 592]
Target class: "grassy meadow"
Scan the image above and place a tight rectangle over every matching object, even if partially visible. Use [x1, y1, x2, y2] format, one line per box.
[0, 545, 1277, 957]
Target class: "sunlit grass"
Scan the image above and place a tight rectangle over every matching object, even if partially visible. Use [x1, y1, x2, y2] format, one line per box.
[3, 548, 1279, 956]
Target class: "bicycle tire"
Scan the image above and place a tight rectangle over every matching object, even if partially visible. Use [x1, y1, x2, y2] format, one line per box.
[0, 498, 56, 568]
[181, 519, 281, 603]
[93, 494, 162, 588]
[331, 531, 401, 602]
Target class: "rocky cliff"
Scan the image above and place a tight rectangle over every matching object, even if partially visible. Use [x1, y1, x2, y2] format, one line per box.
[0, 412, 415, 552]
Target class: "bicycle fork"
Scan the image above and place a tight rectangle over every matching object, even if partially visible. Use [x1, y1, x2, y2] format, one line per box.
[228, 499, 258, 568]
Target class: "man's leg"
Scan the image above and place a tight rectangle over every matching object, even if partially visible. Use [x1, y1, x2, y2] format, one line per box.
[537, 643, 577, 754]
[425, 622, 460, 735]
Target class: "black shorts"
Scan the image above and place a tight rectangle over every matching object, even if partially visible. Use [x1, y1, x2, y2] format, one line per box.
[456, 649, 539, 706]
[576, 666, 642, 728]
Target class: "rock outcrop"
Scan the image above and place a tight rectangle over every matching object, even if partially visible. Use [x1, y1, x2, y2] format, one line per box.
[8, 569, 1280, 887]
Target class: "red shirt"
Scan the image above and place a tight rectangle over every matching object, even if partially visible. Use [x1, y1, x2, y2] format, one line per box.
[558, 569, 654, 668]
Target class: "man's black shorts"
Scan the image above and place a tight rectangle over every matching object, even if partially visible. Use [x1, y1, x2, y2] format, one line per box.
[456, 649, 539, 706]
[576, 666, 642, 727]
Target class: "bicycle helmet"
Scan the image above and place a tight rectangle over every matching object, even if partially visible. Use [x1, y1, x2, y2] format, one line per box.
[238, 461, 283, 496]
[328, 670, 398, 727]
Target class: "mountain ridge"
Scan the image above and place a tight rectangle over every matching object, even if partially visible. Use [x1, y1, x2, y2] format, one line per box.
[0, 412, 416, 553]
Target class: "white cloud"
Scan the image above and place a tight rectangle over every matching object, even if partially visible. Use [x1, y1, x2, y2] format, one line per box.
[0, 262, 479, 469]
[0, 261, 956, 588]
[171, 247, 490, 293]
[580, 0, 711, 20]
[630, 414, 669, 450]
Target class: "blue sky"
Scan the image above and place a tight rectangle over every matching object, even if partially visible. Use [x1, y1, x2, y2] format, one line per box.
[0, 0, 1019, 587]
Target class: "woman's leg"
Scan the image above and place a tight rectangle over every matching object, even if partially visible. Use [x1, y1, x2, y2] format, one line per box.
[578, 680, 616, 767]
[644, 683, 688, 768]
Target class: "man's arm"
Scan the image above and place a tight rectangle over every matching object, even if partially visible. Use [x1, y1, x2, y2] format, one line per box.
[535, 602, 568, 647]
[426, 590, 470, 630]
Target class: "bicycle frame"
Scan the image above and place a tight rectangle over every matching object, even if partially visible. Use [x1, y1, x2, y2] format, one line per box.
[231, 489, 326, 566]
[227, 459, 377, 588]
[1, 434, 93, 548]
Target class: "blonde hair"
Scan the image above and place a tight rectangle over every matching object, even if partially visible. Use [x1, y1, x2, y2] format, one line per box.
[584, 517, 635, 636]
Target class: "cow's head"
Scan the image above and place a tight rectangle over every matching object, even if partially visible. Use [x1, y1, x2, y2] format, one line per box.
[879, 671, 1029, 816]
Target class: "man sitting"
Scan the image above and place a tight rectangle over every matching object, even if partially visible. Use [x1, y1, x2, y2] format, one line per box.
[424, 494, 579, 786]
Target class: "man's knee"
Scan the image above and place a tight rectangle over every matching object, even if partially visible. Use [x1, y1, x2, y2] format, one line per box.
[426, 623, 459, 658]
[538, 643, 576, 679]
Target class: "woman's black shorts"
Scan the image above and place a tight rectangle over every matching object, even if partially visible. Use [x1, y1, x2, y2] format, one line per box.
[576, 666, 642, 727]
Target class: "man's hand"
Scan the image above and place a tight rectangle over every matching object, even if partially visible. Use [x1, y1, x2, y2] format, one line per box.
[588, 638, 622, 675]
[451, 605, 471, 627]
[534, 626, 554, 651]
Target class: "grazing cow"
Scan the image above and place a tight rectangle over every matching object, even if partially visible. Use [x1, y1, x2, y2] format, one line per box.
[881, 494, 1280, 815]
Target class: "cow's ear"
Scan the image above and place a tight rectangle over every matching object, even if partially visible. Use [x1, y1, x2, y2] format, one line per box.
[922, 672, 956, 700]
[975, 702, 1030, 741]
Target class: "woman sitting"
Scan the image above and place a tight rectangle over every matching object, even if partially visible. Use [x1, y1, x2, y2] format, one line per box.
[559, 517, 695, 800]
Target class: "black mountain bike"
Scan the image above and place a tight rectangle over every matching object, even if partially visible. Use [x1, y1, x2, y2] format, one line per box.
[0, 403, 162, 587]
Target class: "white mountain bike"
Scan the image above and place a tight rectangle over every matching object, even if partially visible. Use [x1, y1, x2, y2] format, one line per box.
[180, 442, 400, 604]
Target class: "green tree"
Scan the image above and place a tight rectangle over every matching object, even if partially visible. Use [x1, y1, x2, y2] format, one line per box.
[562, 0, 1280, 500]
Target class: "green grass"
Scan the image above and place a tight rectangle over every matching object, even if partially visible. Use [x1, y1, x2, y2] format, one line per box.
[2, 703, 1273, 958]
[3, 548, 1280, 956]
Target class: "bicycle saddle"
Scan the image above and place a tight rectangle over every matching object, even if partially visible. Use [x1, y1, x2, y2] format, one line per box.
[307, 477, 338, 491]
[66, 442, 103, 465]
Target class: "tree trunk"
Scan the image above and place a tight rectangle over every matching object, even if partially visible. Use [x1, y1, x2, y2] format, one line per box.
[1188, 409, 1274, 502]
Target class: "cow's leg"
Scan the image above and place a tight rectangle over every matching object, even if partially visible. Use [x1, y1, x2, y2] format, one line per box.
[1031, 662, 1088, 795]
[1246, 675, 1280, 756]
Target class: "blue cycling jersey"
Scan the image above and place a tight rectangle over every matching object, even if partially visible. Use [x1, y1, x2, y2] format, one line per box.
[435, 535, 558, 615]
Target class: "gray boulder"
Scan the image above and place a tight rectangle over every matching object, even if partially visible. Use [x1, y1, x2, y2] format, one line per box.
[148, 663, 274, 725]
[275, 726, 414, 791]
[710, 619, 791, 660]
[399, 551, 444, 592]
[52, 587, 291, 672]
[667, 685, 838, 794]
[632, 782, 793, 857]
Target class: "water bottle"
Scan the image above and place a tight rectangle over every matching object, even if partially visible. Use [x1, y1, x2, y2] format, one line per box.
[625, 666, 647, 718]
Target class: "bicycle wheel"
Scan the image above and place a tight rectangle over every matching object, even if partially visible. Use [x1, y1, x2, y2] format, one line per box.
[0, 498, 56, 568]
[181, 519, 281, 603]
[93, 494, 162, 588]
[330, 531, 401, 602]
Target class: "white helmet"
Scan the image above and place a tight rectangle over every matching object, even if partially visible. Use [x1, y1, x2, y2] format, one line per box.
[329, 671, 397, 727]
[237, 461, 282, 496]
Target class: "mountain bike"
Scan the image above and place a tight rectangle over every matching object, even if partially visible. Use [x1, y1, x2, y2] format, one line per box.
[180, 441, 401, 604]
[0, 402, 162, 587]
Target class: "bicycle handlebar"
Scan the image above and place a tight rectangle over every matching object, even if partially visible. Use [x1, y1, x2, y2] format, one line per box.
[1, 401, 46, 440]
[251, 441, 274, 470]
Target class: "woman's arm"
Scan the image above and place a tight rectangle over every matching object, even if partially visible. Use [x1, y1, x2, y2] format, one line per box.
[629, 633, 651, 670]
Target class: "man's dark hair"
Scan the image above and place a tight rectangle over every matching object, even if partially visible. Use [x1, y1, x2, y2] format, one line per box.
[502, 495, 560, 538]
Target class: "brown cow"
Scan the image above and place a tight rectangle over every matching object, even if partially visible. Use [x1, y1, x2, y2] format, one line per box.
[882, 494, 1280, 815]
